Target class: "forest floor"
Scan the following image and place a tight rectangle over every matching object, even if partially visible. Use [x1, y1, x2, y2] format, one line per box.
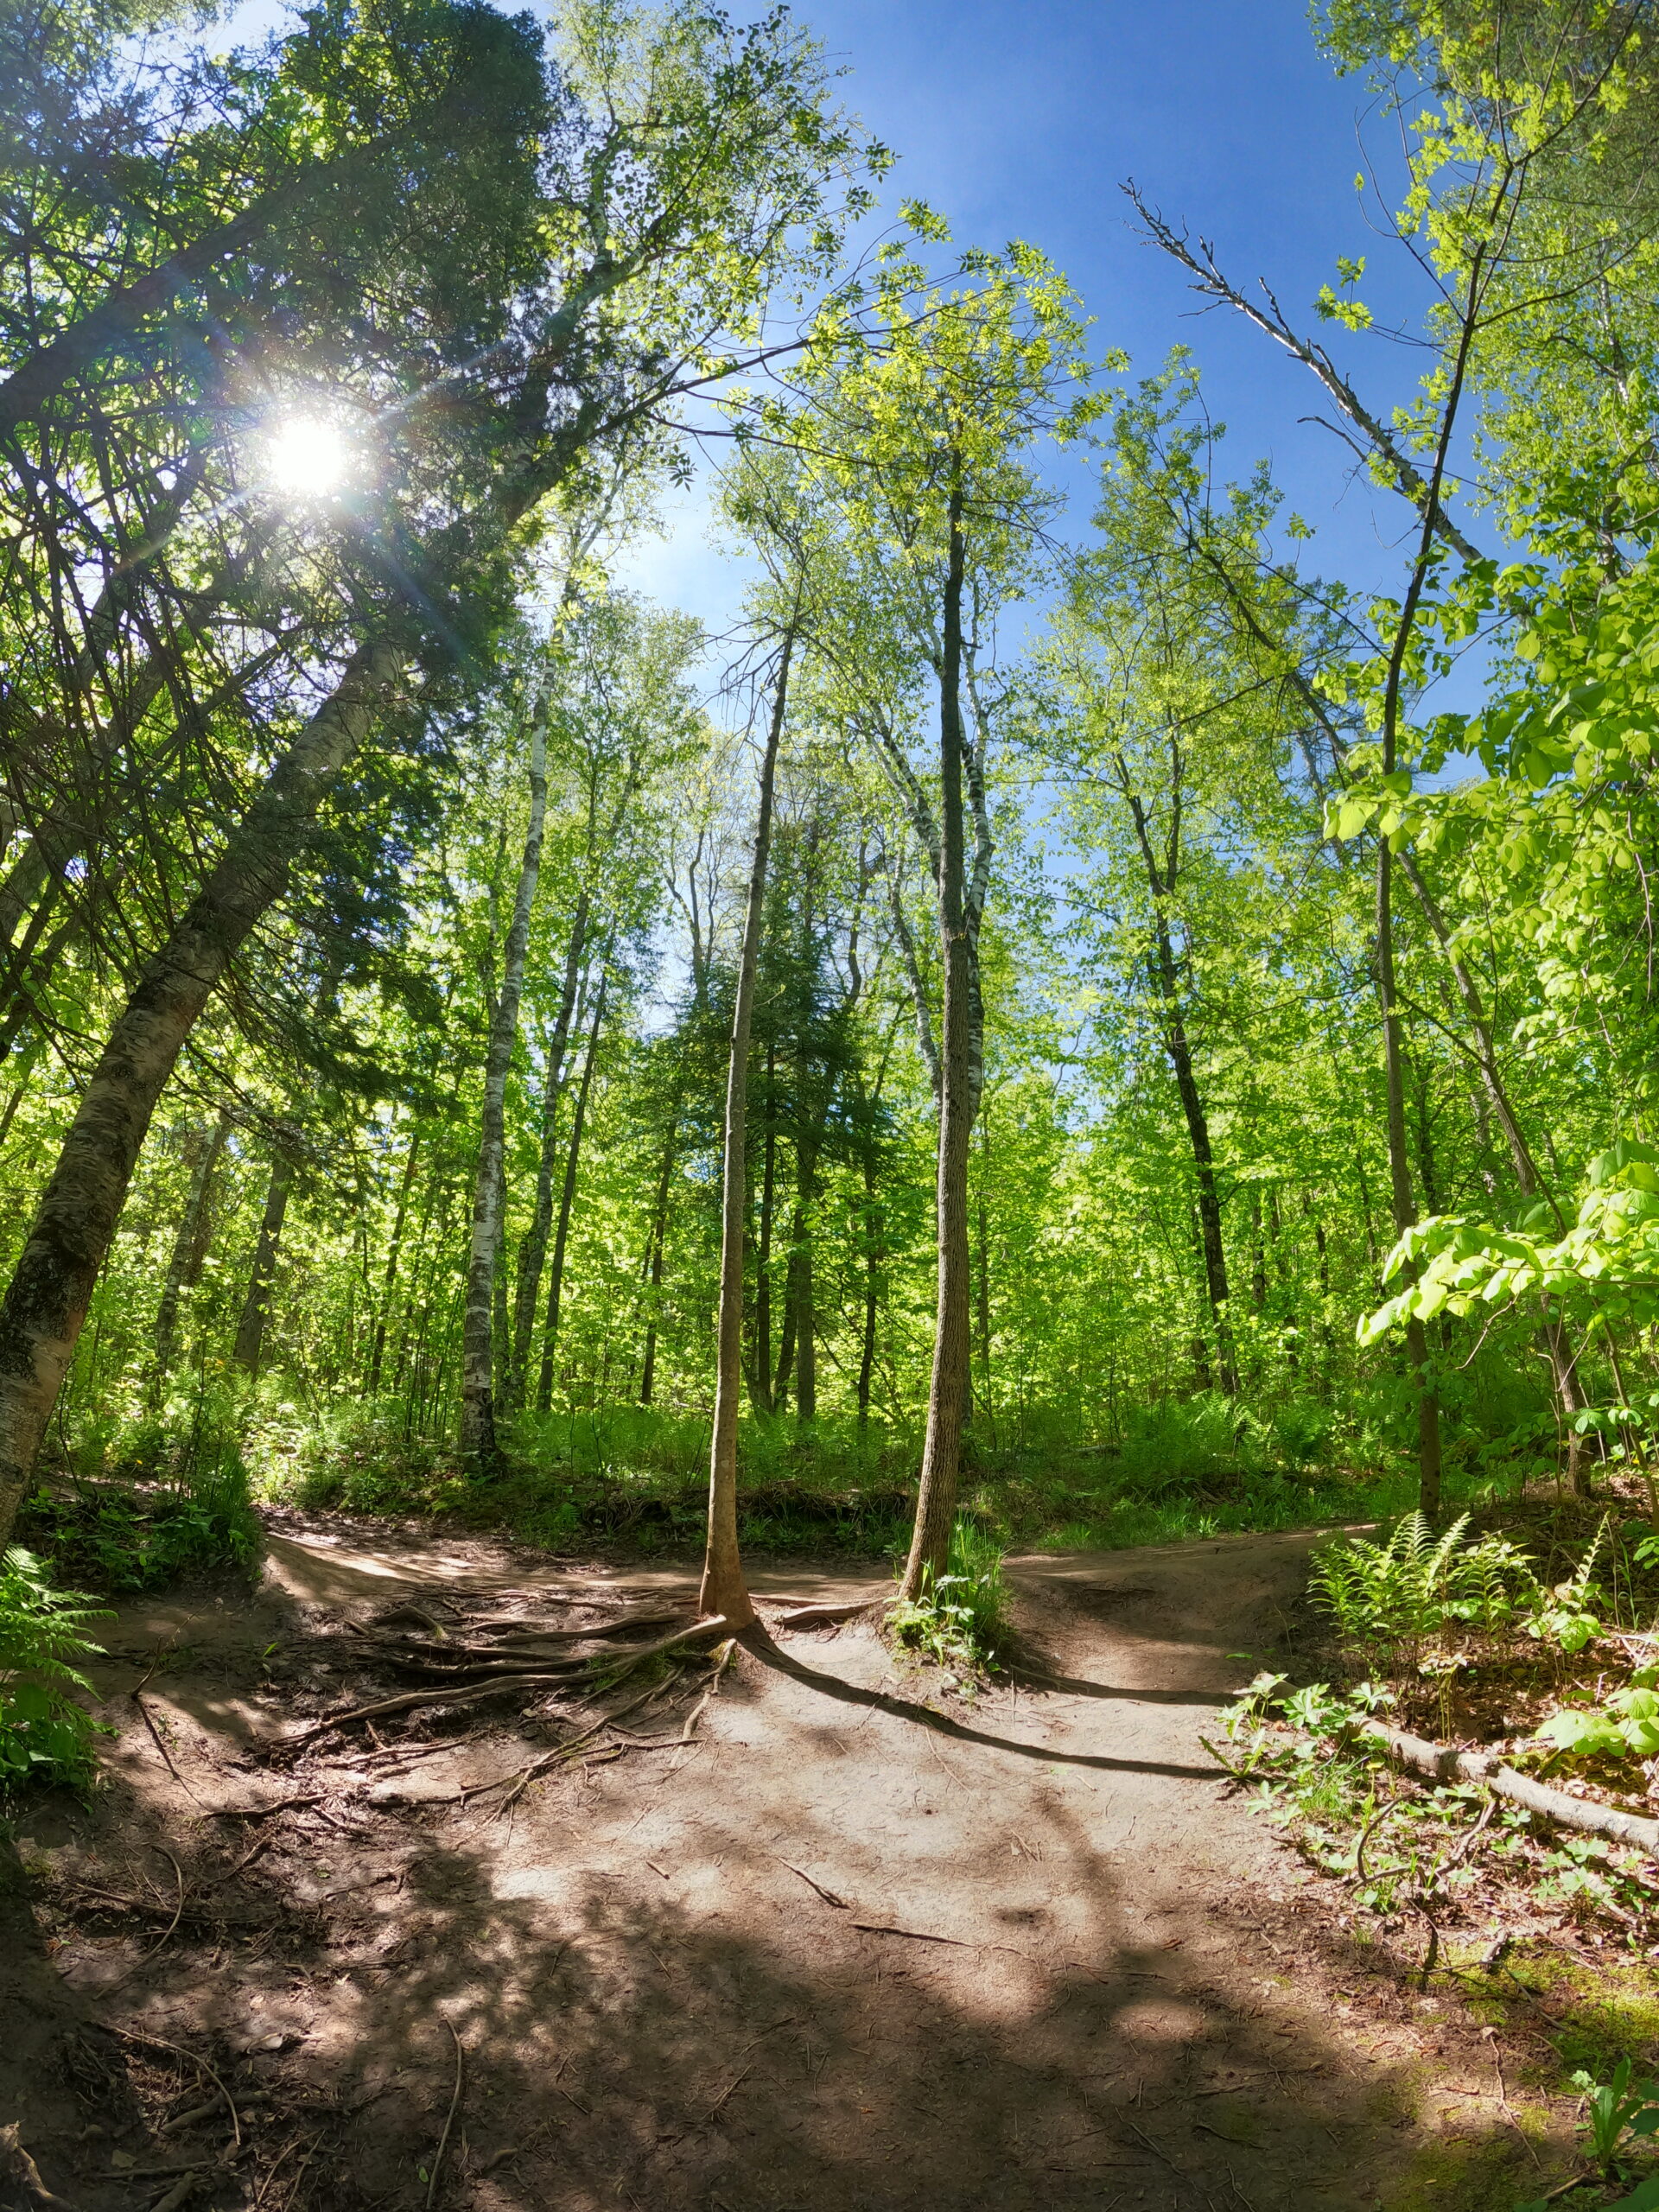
[2, 1511, 1647, 2212]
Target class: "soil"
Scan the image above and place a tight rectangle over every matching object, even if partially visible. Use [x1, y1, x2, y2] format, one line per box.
[0, 1514, 1634, 2212]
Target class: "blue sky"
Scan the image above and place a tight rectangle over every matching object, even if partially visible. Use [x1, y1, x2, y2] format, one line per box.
[621, 0, 1451, 632]
[212, 0, 1454, 637]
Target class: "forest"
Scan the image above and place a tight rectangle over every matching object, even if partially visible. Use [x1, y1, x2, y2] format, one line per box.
[6, 2, 1659, 2209]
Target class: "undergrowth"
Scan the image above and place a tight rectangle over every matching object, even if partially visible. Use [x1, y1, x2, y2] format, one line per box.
[0, 1547, 111, 1791]
[1215, 1506, 1659, 1961]
[887, 1517, 1012, 1680]
[254, 1387, 1522, 1558]
[22, 1395, 262, 1592]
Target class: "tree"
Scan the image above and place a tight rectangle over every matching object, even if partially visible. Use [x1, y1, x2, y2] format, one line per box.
[767, 238, 1098, 1589]
[699, 639, 792, 1632]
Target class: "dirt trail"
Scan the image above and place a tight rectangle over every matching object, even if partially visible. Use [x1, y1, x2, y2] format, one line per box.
[2, 1519, 1567, 2211]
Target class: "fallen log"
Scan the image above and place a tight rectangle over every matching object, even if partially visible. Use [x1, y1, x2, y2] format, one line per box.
[1357, 1719, 1659, 1857]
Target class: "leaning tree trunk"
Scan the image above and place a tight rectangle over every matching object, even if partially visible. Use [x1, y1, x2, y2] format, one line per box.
[232, 1142, 296, 1376]
[149, 1106, 231, 1397]
[0, 637, 403, 1549]
[459, 704, 548, 1471]
[902, 493, 974, 1600]
[698, 637, 792, 1629]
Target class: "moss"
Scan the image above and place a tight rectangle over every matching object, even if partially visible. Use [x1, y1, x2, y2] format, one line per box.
[1379, 2124, 1547, 2210]
[1497, 1943, 1659, 2082]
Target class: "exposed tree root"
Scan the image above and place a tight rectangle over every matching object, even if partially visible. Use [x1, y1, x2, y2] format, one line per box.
[272, 1613, 734, 1752]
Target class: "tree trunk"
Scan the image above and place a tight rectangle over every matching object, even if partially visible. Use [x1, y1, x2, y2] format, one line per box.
[507, 894, 589, 1406]
[459, 703, 549, 1471]
[0, 638, 402, 1548]
[150, 1108, 231, 1397]
[772, 1217, 798, 1416]
[699, 637, 791, 1628]
[1268, 1186, 1298, 1376]
[1396, 848, 1590, 1493]
[534, 980, 605, 1415]
[793, 1203, 816, 1425]
[1154, 909, 1236, 1393]
[751, 1040, 778, 1414]
[976, 1182, 992, 1436]
[638, 1123, 677, 1407]
[902, 493, 974, 1599]
[1376, 836, 1443, 1516]
[232, 1145, 296, 1376]
[366, 1131, 422, 1396]
[857, 1148, 881, 1432]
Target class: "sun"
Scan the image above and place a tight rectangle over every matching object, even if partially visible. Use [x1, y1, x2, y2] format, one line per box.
[265, 416, 352, 498]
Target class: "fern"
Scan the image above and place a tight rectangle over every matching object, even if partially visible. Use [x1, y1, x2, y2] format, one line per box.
[1309, 1514, 1538, 1662]
[0, 1547, 112, 1789]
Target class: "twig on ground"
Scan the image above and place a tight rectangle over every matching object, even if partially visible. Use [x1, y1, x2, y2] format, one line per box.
[150, 2170, 206, 2212]
[776, 1859, 849, 1909]
[209, 1797, 321, 1821]
[1349, 1792, 1404, 1885]
[852, 1923, 972, 1947]
[426, 2024, 465, 2210]
[95, 2026, 239, 2149]
[699, 2063, 753, 2125]
[225, 1832, 276, 1881]
[133, 1848, 188, 1966]
[1530, 2173, 1598, 2204]
[0, 2123, 80, 2210]
[1119, 2114, 1181, 2171]
[132, 1693, 202, 1804]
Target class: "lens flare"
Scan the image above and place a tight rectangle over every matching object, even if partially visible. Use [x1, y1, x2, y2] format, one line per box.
[266, 416, 351, 497]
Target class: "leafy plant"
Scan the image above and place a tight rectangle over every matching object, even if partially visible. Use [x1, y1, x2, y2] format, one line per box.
[1522, 1520, 1610, 1656]
[887, 1517, 1010, 1676]
[1574, 2058, 1659, 2174]
[1309, 1512, 1537, 1661]
[1536, 1665, 1659, 1762]
[0, 1548, 111, 1790]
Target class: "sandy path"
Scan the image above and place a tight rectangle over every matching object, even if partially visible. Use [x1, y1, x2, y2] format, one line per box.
[3, 1520, 1549, 2212]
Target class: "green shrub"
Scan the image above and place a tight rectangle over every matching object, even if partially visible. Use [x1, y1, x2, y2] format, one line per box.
[0, 1548, 111, 1791]
[888, 1516, 1011, 1676]
[21, 1407, 261, 1591]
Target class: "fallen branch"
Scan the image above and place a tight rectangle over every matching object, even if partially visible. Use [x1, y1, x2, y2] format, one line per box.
[1358, 1720, 1659, 1857]
[769, 1598, 877, 1630]
[131, 1692, 202, 1804]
